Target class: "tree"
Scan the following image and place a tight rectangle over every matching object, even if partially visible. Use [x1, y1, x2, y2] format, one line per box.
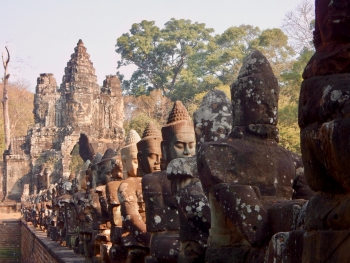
[204, 25, 261, 85]
[116, 19, 214, 97]
[276, 0, 316, 154]
[277, 48, 314, 154]
[281, 0, 315, 53]
[123, 89, 172, 135]
[0, 82, 34, 154]
[2, 47, 10, 151]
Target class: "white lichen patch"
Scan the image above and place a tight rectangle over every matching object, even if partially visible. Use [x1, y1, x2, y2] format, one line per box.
[331, 90, 342, 102]
[254, 205, 260, 212]
[154, 215, 161, 224]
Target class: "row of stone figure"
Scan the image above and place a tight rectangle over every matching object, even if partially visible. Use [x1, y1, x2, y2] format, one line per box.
[21, 50, 315, 263]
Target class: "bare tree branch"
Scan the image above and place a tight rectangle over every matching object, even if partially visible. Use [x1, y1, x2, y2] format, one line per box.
[2, 46, 11, 150]
[282, 0, 315, 53]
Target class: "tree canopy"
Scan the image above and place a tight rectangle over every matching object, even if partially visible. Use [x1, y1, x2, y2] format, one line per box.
[116, 19, 295, 102]
[116, 19, 213, 97]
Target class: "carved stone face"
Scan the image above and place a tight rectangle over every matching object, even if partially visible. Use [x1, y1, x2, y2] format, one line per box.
[66, 94, 92, 124]
[317, 0, 350, 43]
[138, 145, 161, 174]
[111, 157, 123, 180]
[164, 133, 196, 161]
[122, 148, 138, 177]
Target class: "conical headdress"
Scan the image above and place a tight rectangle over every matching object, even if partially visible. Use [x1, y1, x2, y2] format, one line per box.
[142, 122, 162, 138]
[137, 122, 162, 153]
[125, 130, 141, 147]
[162, 101, 194, 142]
[167, 101, 191, 124]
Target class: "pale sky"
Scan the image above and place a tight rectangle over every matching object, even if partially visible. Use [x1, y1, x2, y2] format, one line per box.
[1, 0, 306, 92]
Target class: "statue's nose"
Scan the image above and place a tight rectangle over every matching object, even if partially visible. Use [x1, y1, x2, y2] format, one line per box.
[183, 145, 192, 156]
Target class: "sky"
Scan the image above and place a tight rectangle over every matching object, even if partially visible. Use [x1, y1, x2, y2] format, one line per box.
[1, 0, 306, 92]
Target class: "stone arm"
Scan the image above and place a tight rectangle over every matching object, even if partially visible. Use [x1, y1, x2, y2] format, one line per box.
[118, 181, 150, 246]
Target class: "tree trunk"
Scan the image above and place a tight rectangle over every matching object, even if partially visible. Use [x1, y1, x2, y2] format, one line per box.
[2, 47, 10, 151]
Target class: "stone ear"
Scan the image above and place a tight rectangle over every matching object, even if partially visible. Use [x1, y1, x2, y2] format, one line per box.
[121, 154, 127, 167]
[161, 141, 167, 161]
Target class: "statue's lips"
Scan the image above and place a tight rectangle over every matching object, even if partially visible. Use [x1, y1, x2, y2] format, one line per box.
[153, 167, 161, 171]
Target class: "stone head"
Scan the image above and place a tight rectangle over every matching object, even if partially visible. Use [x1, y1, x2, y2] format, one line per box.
[75, 160, 91, 192]
[136, 122, 162, 175]
[231, 50, 279, 128]
[193, 90, 233, 147]
[90, 152, 102, 189]
[161, 101, 196, 167]
[314, 0, 350, 48]
[36, 73, 57, 94]
[121, 130, 141, 178]
[97, 148, 118, 185]
[66, 93, 92, 124]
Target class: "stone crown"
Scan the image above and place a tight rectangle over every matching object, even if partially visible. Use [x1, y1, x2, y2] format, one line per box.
[142, 122, 162, 139]
[125, 130, 141, 147]
[167, 101, 191, 124]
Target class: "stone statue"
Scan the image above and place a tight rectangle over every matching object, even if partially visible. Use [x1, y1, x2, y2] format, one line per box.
[197, 50, 305, 262]
[193, 89, 233, 147]
[117, 130, 150, 262]
[267, 1, 350, 262]
[121, 130, 141, 179]
[97, 148, 119, 186]
[166, 89, 233, 263]
[142, 101, 196, 263]
[136, 122, 162, 176]
[90, 152, 103, 190]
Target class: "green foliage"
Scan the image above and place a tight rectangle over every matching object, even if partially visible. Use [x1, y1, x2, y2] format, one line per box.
[117, 20, 295, 103]
[185, 84, 231, 118]
[0, 82, 34, 154]
[116, 18, 214, 97]
[124, 113, 162, 137]
[277, 48, 314, 154]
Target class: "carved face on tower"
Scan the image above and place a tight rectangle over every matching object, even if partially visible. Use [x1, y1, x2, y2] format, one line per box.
[316, 0, 350, 45]
[66, 93, 92, 125]
[193, 90, 233, 146]
[161, 101, 196, 165]
[121, 130, 141, 178]
[137, 122, 162, 175]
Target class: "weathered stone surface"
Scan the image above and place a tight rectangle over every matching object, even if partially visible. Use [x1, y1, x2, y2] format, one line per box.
[142, 101, 196, 262]
[136, 122, 162, 176]
[198, 136, 300, 199]
[121, 130, 140, 179]
[266, 231, 305, 263]
[302, 230, 350, 263]
[231, 50, 279, 127]
[193, 90, 233, 146]
[118, 176, 150, 246]
[5, 39, 125, 204]
[197, 50, 304, 263]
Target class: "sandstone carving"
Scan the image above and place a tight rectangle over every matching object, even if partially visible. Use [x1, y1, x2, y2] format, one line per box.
[142, 101, 196, 262]
[6, 39, 124, 203]
[266, 1, 350, 262]
[197, 50, 305, 262]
